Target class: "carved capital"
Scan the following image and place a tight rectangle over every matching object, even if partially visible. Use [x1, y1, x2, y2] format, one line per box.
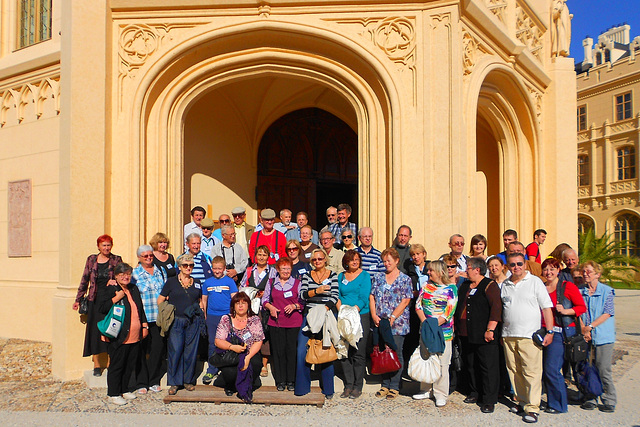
[485, 0, 507, 24]
[515, 3, 543, 61]
[462, 30, 491, 76]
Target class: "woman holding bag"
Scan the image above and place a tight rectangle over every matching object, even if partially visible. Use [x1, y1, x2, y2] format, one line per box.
[97, 262, 148, 406]
[412, 260, 458, 407]
[336, 250, 371, 399]
[295, 248, 339, 398]
[72, 234, 122, 377]
[370, 248, 413, 400]
[262, 258, 304, 391]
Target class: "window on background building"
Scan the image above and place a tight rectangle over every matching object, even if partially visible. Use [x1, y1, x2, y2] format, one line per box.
[604, 49, 611, 63]
[595, 52, 602, 65]
[614, 213, 640, 258]
[578, 155, 590, 186]
[18, 0, 52, 49]
[615, 92, 632, 122]
[578, 215, 595, 235]
[617, 146, 636, 180]
[577, 105, 587, 131]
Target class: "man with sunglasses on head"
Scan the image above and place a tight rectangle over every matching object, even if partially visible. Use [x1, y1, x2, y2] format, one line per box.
[501, 252, 554, 424]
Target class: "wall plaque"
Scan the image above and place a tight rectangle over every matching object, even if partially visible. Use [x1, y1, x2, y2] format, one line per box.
[8, 179, 31, 257]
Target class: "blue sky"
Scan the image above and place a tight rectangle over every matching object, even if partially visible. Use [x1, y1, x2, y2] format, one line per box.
[568, 0, 639, 63]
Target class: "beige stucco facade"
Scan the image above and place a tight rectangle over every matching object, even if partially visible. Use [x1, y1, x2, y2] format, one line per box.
[576, 26, 640, 249]
[0, 0, 577, 380]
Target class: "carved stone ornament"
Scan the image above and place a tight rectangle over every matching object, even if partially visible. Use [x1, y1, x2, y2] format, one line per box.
[485, 0, 507, 24]
[515, 3, 543, 61]
[373, 17, 416, 66]
[525, 84, 543, 127]
[8, 180, 31, 257]
[0, 77, 60, 128]
[462, 31, 491, 75]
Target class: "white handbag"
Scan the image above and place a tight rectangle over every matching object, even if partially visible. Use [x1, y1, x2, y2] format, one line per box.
[407, 344, 442, 384]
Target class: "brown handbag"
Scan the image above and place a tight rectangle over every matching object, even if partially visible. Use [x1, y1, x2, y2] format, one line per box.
[305, 337, 338, 364]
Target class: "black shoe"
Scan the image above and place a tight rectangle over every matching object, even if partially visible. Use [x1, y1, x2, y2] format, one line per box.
[522, 412, 538, 423]
[224, 389, 234, 396]
[510, 404, 524, 415]
[580, 401, 597, 410]
[481, 404, 495, 413]
[599, 404, 615, 413]
[464, 396, 478, 404]
[287, 383, 295, 391]
[93, 368, 102, 377]
[324, 394, 333, 400]
[544, 407, 561, 414]
[277, 384, 285, 391]
[340, 388, 352, 398]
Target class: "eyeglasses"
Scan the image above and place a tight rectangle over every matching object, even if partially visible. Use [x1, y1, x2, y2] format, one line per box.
[451, 242, 465, 246]
[320, 237, 333, 242]
[286, 247, 299, 252]
[202, 227, 213, 230]
[311, 258, 325, 262]
[508, 262, 524, 267]
[232, 213, 244, 217]
[180, 263, 195, 268]
[342, 235, 353, 239]
[220, 219, 231, 224]
[447, 264, 457, 269]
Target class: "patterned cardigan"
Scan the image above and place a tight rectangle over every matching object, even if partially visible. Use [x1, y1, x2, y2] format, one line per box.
[75, 253, 122, 303]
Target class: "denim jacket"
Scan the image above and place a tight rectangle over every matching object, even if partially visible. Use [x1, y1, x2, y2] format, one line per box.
[580, 282, 615, 346]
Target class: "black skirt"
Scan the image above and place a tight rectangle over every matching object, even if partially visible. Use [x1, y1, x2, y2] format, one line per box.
[82, 299, 108, 357]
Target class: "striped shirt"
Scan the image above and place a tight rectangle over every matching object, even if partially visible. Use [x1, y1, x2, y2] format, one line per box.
[132, 264, 165, 322]
[356, 246, 385, 273]
[180, 251, 213, 283]
[328, 222, 358, 244]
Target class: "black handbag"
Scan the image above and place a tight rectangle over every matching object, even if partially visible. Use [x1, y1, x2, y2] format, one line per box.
[78, 296, 89, 315]
[209, 315, 245, 368]
[451, 336, 463, 372]
[564, 333, 588, 363]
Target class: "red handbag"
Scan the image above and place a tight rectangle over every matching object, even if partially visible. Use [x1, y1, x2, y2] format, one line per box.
[370, 345, 402, 375]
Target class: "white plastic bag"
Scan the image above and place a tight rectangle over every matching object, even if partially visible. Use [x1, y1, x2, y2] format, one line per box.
[337, 305, 363, 349]
[408, 346, 441, 384]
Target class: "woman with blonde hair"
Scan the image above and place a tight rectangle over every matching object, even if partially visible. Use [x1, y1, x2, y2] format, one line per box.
[150, 232, 176, 278]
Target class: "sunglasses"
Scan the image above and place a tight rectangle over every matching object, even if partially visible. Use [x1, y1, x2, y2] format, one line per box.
[140, 254, 154, 258]
[202, 227, 213, 230]
[311, 258, 325, 262]
[220, 219, 231, 224]
[181, 263, 195, 268]
[342, 235, 353, 239]
[447, 264, 457, 269]
[286, 247, 299, 252]
[508, 262, 525, 267]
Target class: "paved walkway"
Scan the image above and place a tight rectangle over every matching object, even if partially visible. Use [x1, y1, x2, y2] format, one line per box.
[1, 289, 639, 425]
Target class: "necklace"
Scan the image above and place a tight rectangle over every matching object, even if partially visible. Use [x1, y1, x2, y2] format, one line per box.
[312, 269, 329, 283]
[178, 274, 192, 289]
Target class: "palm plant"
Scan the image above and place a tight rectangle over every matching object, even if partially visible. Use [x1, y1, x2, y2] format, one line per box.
[578, 229, 640, 287]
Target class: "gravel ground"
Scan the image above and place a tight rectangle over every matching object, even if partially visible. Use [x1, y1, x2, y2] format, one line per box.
[0, 336, 638, 426]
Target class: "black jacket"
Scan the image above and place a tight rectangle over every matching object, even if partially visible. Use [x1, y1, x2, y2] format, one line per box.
[455, 277, 502, 345]
[98, 283, 148, 348]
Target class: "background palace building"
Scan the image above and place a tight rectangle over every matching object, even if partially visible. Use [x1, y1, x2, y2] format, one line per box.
[575, 24, 640, 259]
[0, 0, 576, 379]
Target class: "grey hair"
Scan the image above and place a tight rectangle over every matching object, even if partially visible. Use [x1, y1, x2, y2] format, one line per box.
[467, 257, 488, 276]
[186, 232, 201, 243]
[358, 227, 373, 237]
[137, 244, 153, 257]
[220, 224, 234, 235]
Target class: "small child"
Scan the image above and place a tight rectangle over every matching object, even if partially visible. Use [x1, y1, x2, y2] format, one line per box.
[201, 256, 238, 384]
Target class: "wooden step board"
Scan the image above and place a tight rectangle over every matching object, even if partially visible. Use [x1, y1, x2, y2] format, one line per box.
[163, 385, 325, 407]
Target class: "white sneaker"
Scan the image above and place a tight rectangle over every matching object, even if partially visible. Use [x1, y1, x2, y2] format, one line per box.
[136, 387, 148, 395]
[109, 396, 128, 406]
[412, 391, 431, 400]
[122, 392, 137, 400]
[435, 398, 447, 407]
[149, 385, 162, 393]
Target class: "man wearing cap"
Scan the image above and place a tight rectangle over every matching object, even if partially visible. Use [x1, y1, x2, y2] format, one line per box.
[285, 211, 319, 245]
[183, 205, 206, 251]
[212, 213, 232, 241]
[248, 208, 287, 265]
[200, 218, 221, 258]
[211, 224, 248, 283]
[231, 207, 255, 252]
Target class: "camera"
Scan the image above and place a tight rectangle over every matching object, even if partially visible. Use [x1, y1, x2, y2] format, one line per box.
[226, 263, 235, 270]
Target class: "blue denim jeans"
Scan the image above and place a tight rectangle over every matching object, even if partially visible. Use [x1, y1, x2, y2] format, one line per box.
[543, 327, 574, 412]
[167, 316, 200, 386]
[205, 314, 223, 375]
[294, 318, 335, 397]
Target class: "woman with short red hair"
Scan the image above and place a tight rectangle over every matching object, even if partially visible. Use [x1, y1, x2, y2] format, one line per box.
[72, 234, 123, 376]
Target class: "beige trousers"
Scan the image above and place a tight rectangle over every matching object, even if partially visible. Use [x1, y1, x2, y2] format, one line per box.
[422, 340, 452, 400]
[503, 337, 543, 414]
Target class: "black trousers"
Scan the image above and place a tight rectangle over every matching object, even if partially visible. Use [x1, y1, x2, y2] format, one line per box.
[216, 353, 263, 392]
[460, 336, 500, 405]
[340, 313, 370, 391]
[107, 341, 141, 397]
[136, 322, 166, 388]
[269, 326, 300, 385]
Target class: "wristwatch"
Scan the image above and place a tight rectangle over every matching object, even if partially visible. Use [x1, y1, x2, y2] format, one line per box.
[143, 326, 149, 330]
[546, 330, 554, 335]
[390, 314, 397, 319]
[486, 329, 494, 333]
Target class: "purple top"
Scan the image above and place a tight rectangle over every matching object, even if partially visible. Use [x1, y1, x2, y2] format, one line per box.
[262, 277, 304, 328]
[216, 314, 265, 348]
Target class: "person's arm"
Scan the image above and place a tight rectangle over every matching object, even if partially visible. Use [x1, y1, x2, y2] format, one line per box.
[415, 288, 427, 323]
[235, 246, 248, 276]
[242, 341, 263, 371]
[542, 307, 555, 346]
[390, 298, 411, 327]
[439, 285, 458, 326]
[369, 294, 380, 326]
[73, 256, 94, 309]
[484, 282, 502, 342]
[356, 272, 372, 313]
[558, 282, 587, 318]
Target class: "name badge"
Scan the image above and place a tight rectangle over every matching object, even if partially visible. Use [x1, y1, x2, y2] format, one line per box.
[469, 289, 477, 295]
[215, 287, 222, 293]
[274, 254, 280, 261]
[369, 265, 377, 270]
[502, 296, 511, 303]
[284, 291, 293, 298]
[305, 253, 311, 258]
[194, 283, 201, 289]
[243, 332, 252, 341]
[167, 264, 174, 269]
[299, 269, 307, 274]
[342, 279, 349, 285]
[322, 279, 331, 285]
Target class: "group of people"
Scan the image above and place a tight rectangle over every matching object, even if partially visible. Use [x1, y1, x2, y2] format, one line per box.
[72, 205, 617, 423]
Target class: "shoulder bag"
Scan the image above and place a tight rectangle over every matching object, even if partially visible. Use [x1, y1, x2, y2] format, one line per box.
[408, 343, 441, 384]
[370, 345, 402, 374]
[97, 302, 126, 339]
[305, 337, 338, 365]
[556, 280, 588, 364]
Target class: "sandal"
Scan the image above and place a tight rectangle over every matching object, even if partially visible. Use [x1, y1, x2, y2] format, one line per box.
[386, 389, 399, 400]
[184, 383, 195, 391]
[375, 387, 389, 398]
[260, 367, 268, 377]
[168, 386, 178, 396]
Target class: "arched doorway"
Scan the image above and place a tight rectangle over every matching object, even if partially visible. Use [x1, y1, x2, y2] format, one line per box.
[256, 108, 357, 227]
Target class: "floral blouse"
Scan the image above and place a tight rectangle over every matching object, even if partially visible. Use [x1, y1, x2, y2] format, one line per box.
[216, 314, 265, 348]
[371, 272, 413, 335]
[416, 282, 458, 341]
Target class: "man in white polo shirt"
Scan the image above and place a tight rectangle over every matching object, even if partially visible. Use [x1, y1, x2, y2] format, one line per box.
[501, 252, 554, 424]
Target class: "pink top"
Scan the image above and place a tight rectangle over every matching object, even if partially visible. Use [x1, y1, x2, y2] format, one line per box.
[216, 314, 265, 348]
[123, 288, 141, 344]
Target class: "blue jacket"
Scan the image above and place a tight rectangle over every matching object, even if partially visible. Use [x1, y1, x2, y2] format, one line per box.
[420, 316, 445, 354]
[580, 282, 615, 345]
